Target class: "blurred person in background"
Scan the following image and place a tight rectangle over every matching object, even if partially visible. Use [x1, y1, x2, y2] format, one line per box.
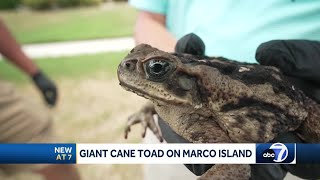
[0, 18, 80, 180]
[129, 0, 320, 180]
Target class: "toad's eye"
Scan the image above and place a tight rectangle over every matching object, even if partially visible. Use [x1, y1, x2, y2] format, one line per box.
[144, 59, 174, 81]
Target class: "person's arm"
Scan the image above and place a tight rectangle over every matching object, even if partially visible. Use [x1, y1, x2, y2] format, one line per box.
[134, 11, 177, 52]
[0, 19, 38, 76]
[0, 19, 58, 106]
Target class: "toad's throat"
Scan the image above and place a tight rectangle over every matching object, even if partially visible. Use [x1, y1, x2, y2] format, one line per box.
[119, 81, 188, 105]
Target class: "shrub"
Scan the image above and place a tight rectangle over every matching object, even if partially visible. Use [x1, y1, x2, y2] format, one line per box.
[79, 0, 102, 6]
[22, 0, 55, 10]
[56, 0, 102, 7]
[56, 0, 79, 7]
[0, 0, 21, 10]
[22, 0, 102, 9]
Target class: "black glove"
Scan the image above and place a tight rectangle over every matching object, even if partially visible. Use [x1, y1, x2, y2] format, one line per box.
[175, 33, 205, 56]
[256, 39, 320, 179]
[256, 40, 320, 103]
[32, 71, 58, 106]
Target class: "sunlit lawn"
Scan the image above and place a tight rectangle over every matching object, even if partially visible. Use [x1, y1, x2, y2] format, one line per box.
[0, 3, 137, 44]
[0, 51, 127, 83]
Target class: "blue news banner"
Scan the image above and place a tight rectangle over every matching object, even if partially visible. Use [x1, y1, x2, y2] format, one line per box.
[0, 143, 319, 164]
[0, 144, 76, 164]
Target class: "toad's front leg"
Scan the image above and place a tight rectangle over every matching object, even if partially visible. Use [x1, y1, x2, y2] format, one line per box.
[124, 101, 163, 142]
[198, 164, 251, 180]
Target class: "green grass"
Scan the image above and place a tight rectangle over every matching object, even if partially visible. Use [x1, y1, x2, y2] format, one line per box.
[0, 4, 137, 44]
[0, 51, 127, 83]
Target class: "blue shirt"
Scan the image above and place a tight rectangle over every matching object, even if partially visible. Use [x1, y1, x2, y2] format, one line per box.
[129, 0, 320, 63]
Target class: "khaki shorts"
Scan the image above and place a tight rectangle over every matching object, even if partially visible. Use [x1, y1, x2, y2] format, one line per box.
[0, 81, 55, 175]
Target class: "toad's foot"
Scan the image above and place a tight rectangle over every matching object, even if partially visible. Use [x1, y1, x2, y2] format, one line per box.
[125, 102, 163, 142]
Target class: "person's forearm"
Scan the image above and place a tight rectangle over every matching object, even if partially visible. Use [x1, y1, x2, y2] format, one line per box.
[134, 12, 177, 52]
[0, 19, 38, 76]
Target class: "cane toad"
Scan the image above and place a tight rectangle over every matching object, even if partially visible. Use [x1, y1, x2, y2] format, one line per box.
[117, 44, 320, 179]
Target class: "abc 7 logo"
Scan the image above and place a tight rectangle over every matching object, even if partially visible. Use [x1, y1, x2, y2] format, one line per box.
[262, 143, 289, 163]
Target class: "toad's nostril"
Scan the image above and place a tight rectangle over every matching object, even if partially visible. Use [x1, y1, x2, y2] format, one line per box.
[122, 59, 137, 71]
[125, 62, 131, 68]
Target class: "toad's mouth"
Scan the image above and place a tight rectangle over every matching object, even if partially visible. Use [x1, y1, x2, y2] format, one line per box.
[119, 81, 188, 106]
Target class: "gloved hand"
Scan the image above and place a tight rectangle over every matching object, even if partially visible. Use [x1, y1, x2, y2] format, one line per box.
[175, 33, 205, 56]
[32, 71, 58, 107]
[256, 39, 320, 179]
[256, 40, 320, 103]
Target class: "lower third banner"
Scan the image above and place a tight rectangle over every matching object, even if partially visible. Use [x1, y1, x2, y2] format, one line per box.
[0, 143, 319, 164]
